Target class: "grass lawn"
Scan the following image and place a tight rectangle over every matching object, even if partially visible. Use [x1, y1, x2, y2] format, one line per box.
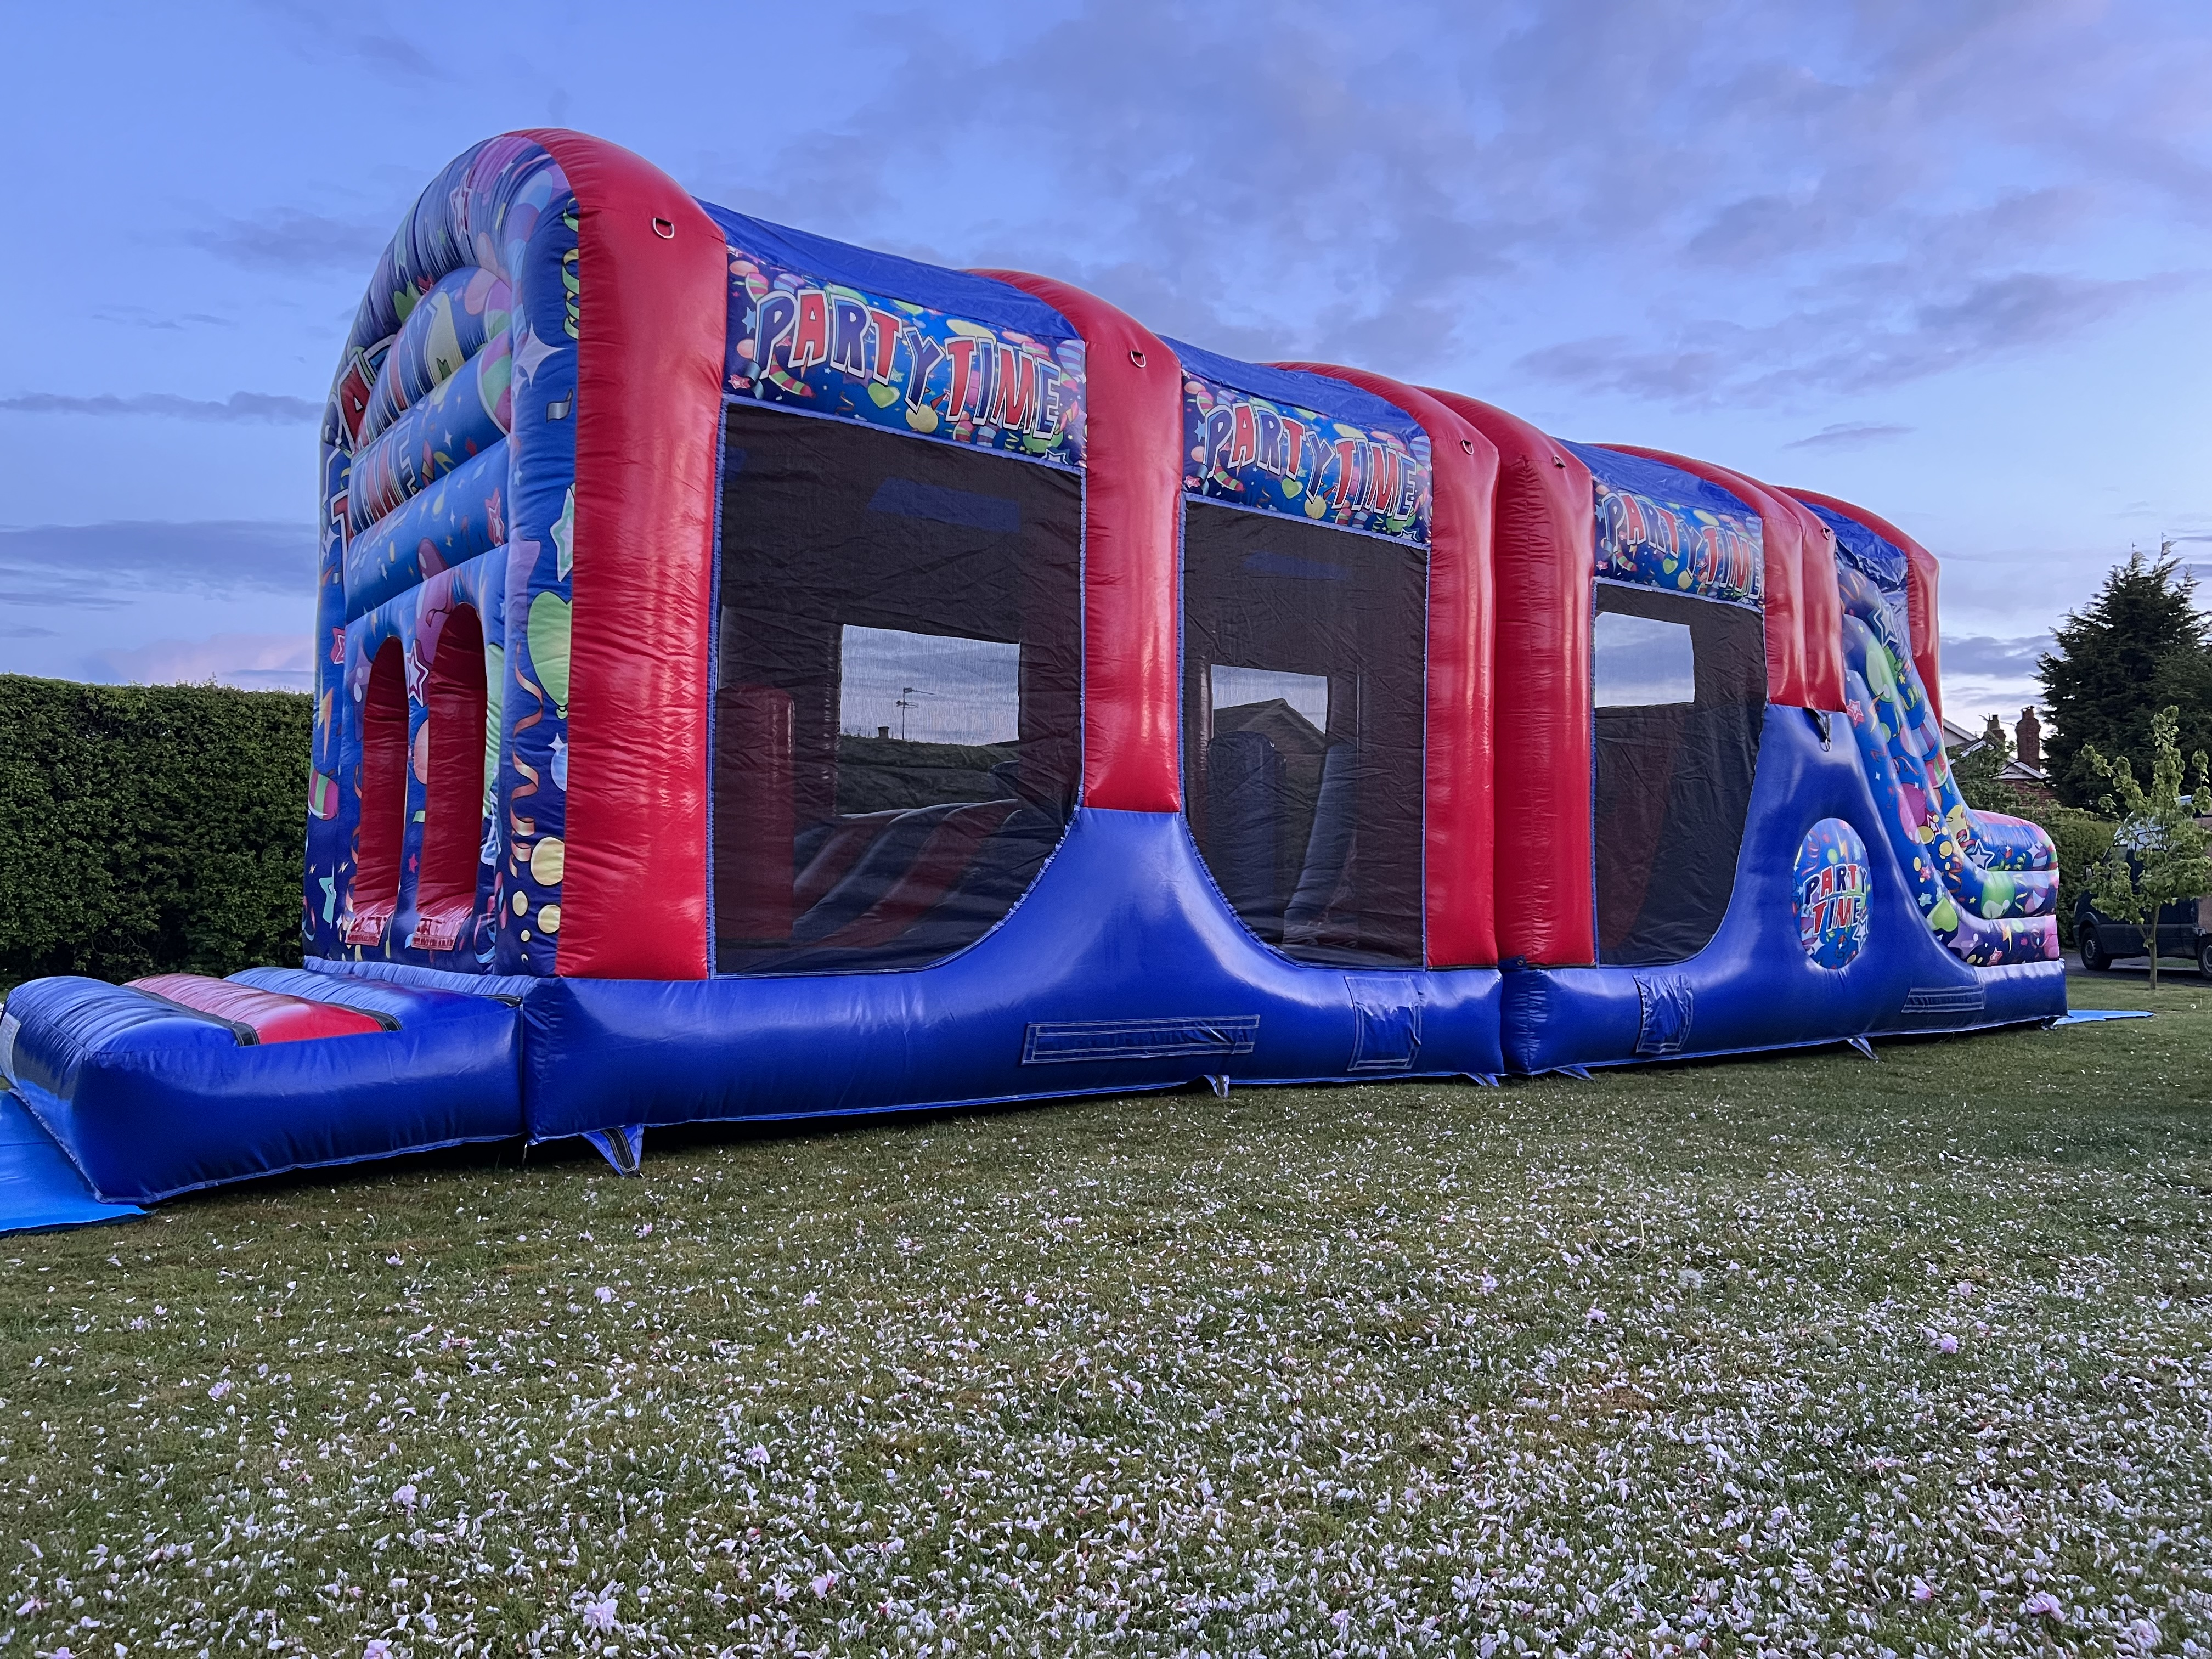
[1, 974, 2207, 1657]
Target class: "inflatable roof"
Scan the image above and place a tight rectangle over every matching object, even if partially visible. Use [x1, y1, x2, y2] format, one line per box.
[0, 131, 2063, 1208]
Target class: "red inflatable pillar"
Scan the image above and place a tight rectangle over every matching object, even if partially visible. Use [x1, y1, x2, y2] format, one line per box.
[972, 271, 1183, 812]
[1424, 391, 1596, 966]
[518, 129, 729, 980]
[1784, 489, 1945, 729]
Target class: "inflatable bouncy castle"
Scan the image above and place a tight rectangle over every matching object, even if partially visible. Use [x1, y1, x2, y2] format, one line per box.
[0, 132, 2064, 1209]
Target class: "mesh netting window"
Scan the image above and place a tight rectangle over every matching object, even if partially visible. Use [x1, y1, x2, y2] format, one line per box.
[414, 605, 487, 947]
[1181, 500, 1426, 966]
[1592, 584, 1765, 965]
[712, 404, 1081, 974]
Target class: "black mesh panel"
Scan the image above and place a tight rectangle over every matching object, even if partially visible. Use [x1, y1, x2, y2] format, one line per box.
[1592, 584, 1765, 966]
[1181, 500, 1426, 967]
[713, 403, 1081, 974]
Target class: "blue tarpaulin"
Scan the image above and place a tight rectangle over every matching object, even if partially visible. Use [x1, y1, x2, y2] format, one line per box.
[0, 1091, 143, 1236]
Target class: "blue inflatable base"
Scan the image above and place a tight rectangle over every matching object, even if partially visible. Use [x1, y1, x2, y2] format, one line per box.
[516, 809, 1505, 1142]
[0, 1091, 143, 1236]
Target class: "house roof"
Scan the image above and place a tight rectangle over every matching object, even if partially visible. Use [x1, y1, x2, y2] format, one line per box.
[1944, 717, 2051, 783]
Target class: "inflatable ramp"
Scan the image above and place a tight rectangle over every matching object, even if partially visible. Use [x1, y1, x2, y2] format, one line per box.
[0, 127, 2063, 1212]
[0, 970, 520, 1204]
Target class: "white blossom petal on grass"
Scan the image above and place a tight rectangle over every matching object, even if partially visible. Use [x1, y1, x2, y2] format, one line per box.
[362, 1641, 393, 1659]
[391, 1482, 417, 1510]
[594, 1286, 614, 1303]
[206, 1379, 230, 1400]
[2, 1040, 2207, 1654]
[2023, 1590, 2066, 1620]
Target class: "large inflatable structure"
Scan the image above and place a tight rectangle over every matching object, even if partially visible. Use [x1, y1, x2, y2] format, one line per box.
[0, 132, 2064, 1208]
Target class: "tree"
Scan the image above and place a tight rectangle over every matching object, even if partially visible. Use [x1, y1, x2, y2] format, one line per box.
[1951, 714, 2028, 817]
[2040, 546, 2212, 809]
[2080, 706, 2212, 993]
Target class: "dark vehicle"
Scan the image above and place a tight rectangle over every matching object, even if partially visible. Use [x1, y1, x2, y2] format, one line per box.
[2075, 892, 2212, 975]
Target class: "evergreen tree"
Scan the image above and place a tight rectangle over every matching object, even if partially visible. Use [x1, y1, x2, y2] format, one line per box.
[2040, 546, 2212, 808]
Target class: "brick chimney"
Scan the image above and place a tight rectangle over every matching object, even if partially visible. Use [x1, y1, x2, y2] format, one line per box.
[2016, 706, 2042, 771]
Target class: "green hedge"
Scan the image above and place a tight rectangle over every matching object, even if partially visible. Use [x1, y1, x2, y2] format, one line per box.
[0, 675, 311, 989]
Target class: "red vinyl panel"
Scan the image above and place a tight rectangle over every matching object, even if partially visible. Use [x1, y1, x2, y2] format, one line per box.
[970, 271, 1182, 813]
[130, 974, 387, 1043]
[1785, 488, 1945, 727]
[1785, 496, 1847, 712]
[1905, 543, 1942, 730]
[414, 605, 488, 944]
[1273, 364, 1499, 969]
[518, 129, 728, 979]
[1424, 391, 1595, 966]
[352, 639, 409, 933]
[1601, 446, 1832, 709]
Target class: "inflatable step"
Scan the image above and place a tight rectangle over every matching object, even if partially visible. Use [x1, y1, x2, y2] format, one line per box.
[0, 969, 522, 1205]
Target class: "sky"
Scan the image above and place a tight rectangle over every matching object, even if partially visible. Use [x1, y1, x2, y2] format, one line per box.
[3, 1, 2208, 740]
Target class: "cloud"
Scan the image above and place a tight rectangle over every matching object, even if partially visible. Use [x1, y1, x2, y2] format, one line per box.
[1940, 633, 2056, 679]
[249, 0, 456, 86]
[0, 521, 317, 607]
[1511, 270, 2191, 407]
[347, 31, 448, 83]
[1785, 422, 1916, 452]
[0, 623, 59, 640]
[185, 208, 393, 274]
[95, 632, 313, 692]
[91, 306, 235, 332]
[0, 391, 317, 423]
[687, 0, 2212, 406]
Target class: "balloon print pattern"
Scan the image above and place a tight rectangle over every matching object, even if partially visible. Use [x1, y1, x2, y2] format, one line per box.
[1838, 566, 2059, 967]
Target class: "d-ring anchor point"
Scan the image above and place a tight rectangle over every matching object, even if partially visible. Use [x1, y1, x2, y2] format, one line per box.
[651, 217, 676, 240]
[1128, 347, 1147, 368]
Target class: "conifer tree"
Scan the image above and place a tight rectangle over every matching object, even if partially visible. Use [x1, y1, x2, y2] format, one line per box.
[2040, 547, 2212, 808]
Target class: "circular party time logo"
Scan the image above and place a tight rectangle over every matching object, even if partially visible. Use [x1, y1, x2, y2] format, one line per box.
[1794, 817, 1871, 969]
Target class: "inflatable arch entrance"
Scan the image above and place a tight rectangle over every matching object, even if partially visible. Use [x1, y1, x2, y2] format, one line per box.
[0, 131, 2063, 1205]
